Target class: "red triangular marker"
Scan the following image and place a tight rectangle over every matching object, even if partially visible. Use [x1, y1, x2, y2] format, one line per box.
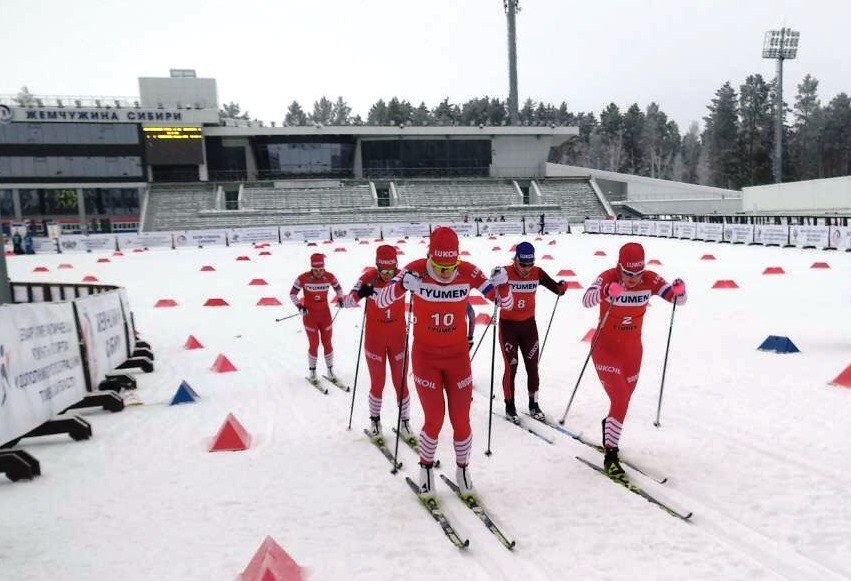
[240, 536, 304, 581]
[829, 364, 851, 388]
[211, 354, 237, 373]
[209, 413, 251, 452]
[184, 335, 204, 349]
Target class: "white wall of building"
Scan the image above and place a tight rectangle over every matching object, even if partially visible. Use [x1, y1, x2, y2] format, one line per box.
[492, 135, 551, 177]
[139, 77, 218, 110]
[742, 176, 851, 212]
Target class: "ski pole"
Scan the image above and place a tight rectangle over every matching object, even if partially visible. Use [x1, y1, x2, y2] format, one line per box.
[485, 301, 500, 456]
[391, 294, 414, 474]
[470, 312, 495, 362]
[654, 300, 678, 428]
[274, 312, 301, 323]
[346, 304, 368, 430]
[539, 293, 562, 361]
[558, 302, 613, 426]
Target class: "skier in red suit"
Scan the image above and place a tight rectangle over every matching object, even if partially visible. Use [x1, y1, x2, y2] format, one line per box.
[376, 226, 513, 498]
[342, 244, 414, 444]
[290, 253, 344, 381]
[498, 241, 568, 423]
[582, 242, 687, 478]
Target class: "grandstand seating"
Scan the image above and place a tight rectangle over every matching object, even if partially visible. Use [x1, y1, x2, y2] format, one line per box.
[535, 178, 607, 221]
[142, 186, 218, 231]
[395, 179, 522, 208]
[141, 177, 603, 232]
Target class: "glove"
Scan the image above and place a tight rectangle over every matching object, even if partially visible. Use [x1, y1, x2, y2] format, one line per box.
[468, 336, 474, 351]
[357, 283, 375, 299]
[671, 278, 686, 297]
[342, 295, 357, 309]
[556, 280, 568, 296]
[490, 266, 508, 286]
[401, 271, 421, 293]
[297, 304, 308, 316]
[603, 281, 624, 298]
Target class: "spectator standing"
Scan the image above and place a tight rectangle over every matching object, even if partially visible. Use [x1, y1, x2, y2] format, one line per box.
[498, 241, 567, 423]
[581, 242, 687, 478]
[290, 253, 345, 383]
[376, 226, 512, 498]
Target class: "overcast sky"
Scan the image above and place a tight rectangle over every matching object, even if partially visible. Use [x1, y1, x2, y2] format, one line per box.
[2, 0, 849, 130]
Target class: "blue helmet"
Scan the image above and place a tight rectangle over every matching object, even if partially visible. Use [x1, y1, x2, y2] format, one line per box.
[515, 241, 535, 264]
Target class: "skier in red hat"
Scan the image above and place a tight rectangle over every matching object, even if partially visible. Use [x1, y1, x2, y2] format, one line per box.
[342, 244, 415, 444]
[376, 226, 513, 499]
[290, 252, 345, 385]
[582, 242, 687, 479]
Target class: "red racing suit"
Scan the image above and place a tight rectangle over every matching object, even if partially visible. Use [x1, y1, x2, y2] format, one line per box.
[376, 259, 512, 467]
[290, 271, 343, 369]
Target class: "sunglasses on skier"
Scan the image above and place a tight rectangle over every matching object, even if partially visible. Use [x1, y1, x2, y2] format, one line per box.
[429, 257, 459, 274]
[378, 268, 397, 276]
[619, 265, 645, 277]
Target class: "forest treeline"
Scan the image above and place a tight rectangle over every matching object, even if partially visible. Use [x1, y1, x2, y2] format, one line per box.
[234, 74, 839, 188]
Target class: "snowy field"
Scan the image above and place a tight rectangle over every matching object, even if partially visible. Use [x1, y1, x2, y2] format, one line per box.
[2, 232, 850, 581]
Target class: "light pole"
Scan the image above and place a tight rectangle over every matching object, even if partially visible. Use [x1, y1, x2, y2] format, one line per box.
[762, 27, 799, 183]
[504, 0, 520, 126]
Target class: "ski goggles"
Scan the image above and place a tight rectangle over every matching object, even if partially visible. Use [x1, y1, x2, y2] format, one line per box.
[516, 259, 535, 268]
[429, 257, 460, 274]
[619, 265, 645, 277]
[378, 268, 397, 276]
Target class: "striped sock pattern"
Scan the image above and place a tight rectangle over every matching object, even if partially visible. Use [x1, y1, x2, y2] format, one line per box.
[324, 353, 334, 369]
[454, 433, 473, 467]
[400, 395, 410, 421]
[418, 432, 438, 465]
[604, 417, 623, 449]
[308, 354, 317, 369]
[368, 393, 382, 418]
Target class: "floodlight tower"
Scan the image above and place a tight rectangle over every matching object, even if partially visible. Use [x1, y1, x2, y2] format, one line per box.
[504, 0, 520, 125]
[762, 27, 799, 183]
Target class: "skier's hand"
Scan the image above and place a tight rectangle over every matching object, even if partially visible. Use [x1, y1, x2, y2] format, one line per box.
[297, 304, 308, 316]
[604, 281, 624, 298]
[557, 280, 568, 296]
[401, 271, 421, 293]
[671, 278, 686, 296]
[357, 283, 375, 299]
[490, 266, 508, 286]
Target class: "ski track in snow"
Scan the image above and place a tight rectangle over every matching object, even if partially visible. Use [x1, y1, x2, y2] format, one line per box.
[2, 233, 851, 580]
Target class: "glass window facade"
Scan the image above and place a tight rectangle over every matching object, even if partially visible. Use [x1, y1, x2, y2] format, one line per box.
[362, 139, 491, 178]
[257, 142, 355, 178]
[0, 122, 139, 145]
[0, 156, 143, 178]
[0, 189, 13, 218]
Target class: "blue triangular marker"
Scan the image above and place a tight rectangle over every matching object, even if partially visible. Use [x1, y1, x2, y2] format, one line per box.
[170, 380, 200, 405]
[757, 335, 800, 354]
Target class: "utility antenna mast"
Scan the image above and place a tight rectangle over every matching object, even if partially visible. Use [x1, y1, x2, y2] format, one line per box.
[504, 0, 520, 125]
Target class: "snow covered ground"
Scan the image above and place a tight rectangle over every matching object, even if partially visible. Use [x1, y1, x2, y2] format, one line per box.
[2, 232, 850, 581]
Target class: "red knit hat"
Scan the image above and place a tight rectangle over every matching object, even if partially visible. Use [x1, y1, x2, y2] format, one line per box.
[428, 227, 459, 266]
[310, 253, 325, 268]
[618, 242, 645, 274]
[375, 244, 397, 269]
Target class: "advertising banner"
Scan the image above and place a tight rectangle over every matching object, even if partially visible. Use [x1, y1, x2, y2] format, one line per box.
[278, 225, 330, 242]
[329, 224, 382, 241]
[116, 232, 174, 250]
[753, 225, 789, 246]
[30, 237, 59, 254]
[615, 221, 633, 235]
[227, 227, 280, 245]
[383, 222, 431, 239]
[828, 226, 851, 250]
[633, 221, 655, 236]
[477, 221, 523, 236]
[583, 219, 601, 234]
[599, 220, 616, 234]
[173, 229, 228, 248]
[58, 234, 117, 253]
[73, 291, 130, 390]
[789, 225, 829, 249]
[654, 221, 673, 237]
[0, 302, 87, 445]
[696, 223, 723, 242]
[724, 224, 754, 244]
[674, 222, 696, 240]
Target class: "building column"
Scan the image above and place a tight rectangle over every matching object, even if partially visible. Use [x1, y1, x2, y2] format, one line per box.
[77, 187, 87, 235]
